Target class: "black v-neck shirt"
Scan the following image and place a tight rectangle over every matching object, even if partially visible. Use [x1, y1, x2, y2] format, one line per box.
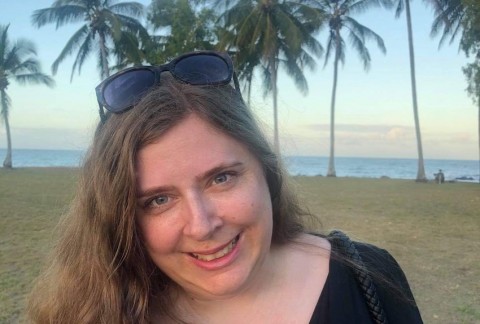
[309, 242, 423, 323]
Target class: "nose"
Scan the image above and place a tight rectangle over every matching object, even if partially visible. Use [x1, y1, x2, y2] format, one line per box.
[182, 192, 222, 240]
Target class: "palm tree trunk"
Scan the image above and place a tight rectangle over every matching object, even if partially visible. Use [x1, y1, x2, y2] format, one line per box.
[327, 35, 340, 177]
[405, 0, 427, 182]
[271, 55, 280, 154]
[3, 112, 12, 168]
[1, 90, 12, 168]
[478, 99, 479, 183]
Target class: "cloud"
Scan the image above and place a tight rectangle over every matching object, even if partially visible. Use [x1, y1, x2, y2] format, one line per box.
[383, 127, 415, 141]
[287, 123, 477, 159]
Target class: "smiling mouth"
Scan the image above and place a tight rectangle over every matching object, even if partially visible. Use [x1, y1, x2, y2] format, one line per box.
[190, 235, 240, 262]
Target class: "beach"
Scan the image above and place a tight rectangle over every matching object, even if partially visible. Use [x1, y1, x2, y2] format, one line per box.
[1, 168, 479, 323]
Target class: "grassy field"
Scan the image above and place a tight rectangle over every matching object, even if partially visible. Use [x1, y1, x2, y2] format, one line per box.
[1, 168, 479, 323]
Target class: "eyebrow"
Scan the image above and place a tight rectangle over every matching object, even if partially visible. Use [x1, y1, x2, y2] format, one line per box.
[136, 161, 245, 199]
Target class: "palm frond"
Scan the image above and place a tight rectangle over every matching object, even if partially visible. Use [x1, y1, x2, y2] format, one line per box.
[348, 0, 392, 15]
[102, 11, 123, 41]
[0, 24, 11, 67]
[344, 16, 386, 53]
[14, 72, 55, 87]
[96, 38, 110, 79]
[323, 34, 335, 68]
[283, 56, 309, 94]
[115, 13, 150, 41]
[52, 25, 89, 75]
[9, 39, 37, 60]
[430, 0, 465, 47]
[69, 32, 94, 80]
[394, 0, 404, 18]
[3, 39, 37, 72]
[346, 26, 371, 69]
[32, 5, 86, 29]
[110, 1, 145, 17]
[10, 58, 41, 74]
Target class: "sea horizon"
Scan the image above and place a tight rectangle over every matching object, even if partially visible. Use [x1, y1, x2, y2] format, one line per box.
[1, 148, 479, 182]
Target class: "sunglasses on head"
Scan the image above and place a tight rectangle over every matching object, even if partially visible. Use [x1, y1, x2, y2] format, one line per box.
[95, 51, 241, 121]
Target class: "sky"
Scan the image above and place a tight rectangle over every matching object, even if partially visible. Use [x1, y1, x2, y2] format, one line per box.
[0, 0, 478, 160]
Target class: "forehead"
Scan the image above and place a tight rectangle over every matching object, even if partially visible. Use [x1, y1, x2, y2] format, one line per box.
[135, 114, 258, 184]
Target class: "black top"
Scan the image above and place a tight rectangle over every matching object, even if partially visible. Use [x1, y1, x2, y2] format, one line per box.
[309, 242, 423, 323]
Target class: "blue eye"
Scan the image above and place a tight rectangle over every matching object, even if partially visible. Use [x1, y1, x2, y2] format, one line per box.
[214, 173, 229, 184]
[148, 195, 169, 207]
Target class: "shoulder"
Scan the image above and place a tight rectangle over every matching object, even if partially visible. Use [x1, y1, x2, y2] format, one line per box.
[295, 232, 332, 251]
[355, 242, 403, 276]
[278, 233, 331, 272]
[326, 231, 423, 323]
[326, 231, 405, 281]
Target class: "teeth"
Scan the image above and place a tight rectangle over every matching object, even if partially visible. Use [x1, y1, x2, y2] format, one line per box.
[192, 236, 238, 262]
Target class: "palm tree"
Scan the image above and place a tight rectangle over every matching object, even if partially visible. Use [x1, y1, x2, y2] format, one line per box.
[31, 0, 149, 80]
[310, 0, 389, 177]
[217, 0, 324, 153]
[391, 0, 427, 181]
[393, 0, 434, 182]
[0, 24, 54, 168]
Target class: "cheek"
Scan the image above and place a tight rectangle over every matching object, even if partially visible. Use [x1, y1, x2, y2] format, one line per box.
[137, 217, 180, 255]
[231, 185, 272, 226]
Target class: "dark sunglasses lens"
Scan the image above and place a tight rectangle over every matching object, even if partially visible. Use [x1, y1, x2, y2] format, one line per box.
[103, 69, 155, 112]
[174, 55, 230, 85]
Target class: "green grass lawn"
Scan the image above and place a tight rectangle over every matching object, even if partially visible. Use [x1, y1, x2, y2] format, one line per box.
[1, 168, 479, 323]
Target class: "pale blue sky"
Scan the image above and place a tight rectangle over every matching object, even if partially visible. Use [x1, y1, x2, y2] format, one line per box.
[0, 0, 477, 160]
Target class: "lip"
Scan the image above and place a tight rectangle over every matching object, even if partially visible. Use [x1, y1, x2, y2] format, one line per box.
[188, 233, 242, 271]
[189, 235, 238, 255]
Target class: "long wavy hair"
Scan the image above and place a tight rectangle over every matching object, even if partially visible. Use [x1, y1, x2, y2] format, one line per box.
[27, 77, 313, 323]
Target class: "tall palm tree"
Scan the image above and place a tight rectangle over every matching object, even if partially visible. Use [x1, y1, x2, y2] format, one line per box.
[0, 24, 54, 168]
[310, 0, 389, 177]
[217, 0, 324, 153]
[31, 0, 149, 80]
[393, 0, 427, 181]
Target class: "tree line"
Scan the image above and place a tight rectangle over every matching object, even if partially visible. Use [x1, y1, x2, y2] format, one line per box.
[1, 0, 479, 183]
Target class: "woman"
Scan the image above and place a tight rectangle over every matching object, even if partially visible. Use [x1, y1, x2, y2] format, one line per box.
[28, 51, 422, 323]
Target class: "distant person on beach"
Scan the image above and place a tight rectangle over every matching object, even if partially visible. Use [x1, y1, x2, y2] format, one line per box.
[434, 169, 445, 184]
[27, 51, 422, 323]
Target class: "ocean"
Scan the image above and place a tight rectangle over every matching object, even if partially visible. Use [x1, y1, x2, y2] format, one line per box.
[1, 148, 478, 182]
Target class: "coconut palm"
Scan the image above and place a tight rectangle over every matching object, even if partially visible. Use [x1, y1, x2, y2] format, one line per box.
[392, 0, 427, 181]
[0, 24, 54, 168]
[217, 0, 324, 153]
[309, 0, 389, 177]
[31, 0, 149, 80]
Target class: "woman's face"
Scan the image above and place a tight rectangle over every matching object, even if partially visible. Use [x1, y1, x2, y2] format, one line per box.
[135, 113, 273, 299]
